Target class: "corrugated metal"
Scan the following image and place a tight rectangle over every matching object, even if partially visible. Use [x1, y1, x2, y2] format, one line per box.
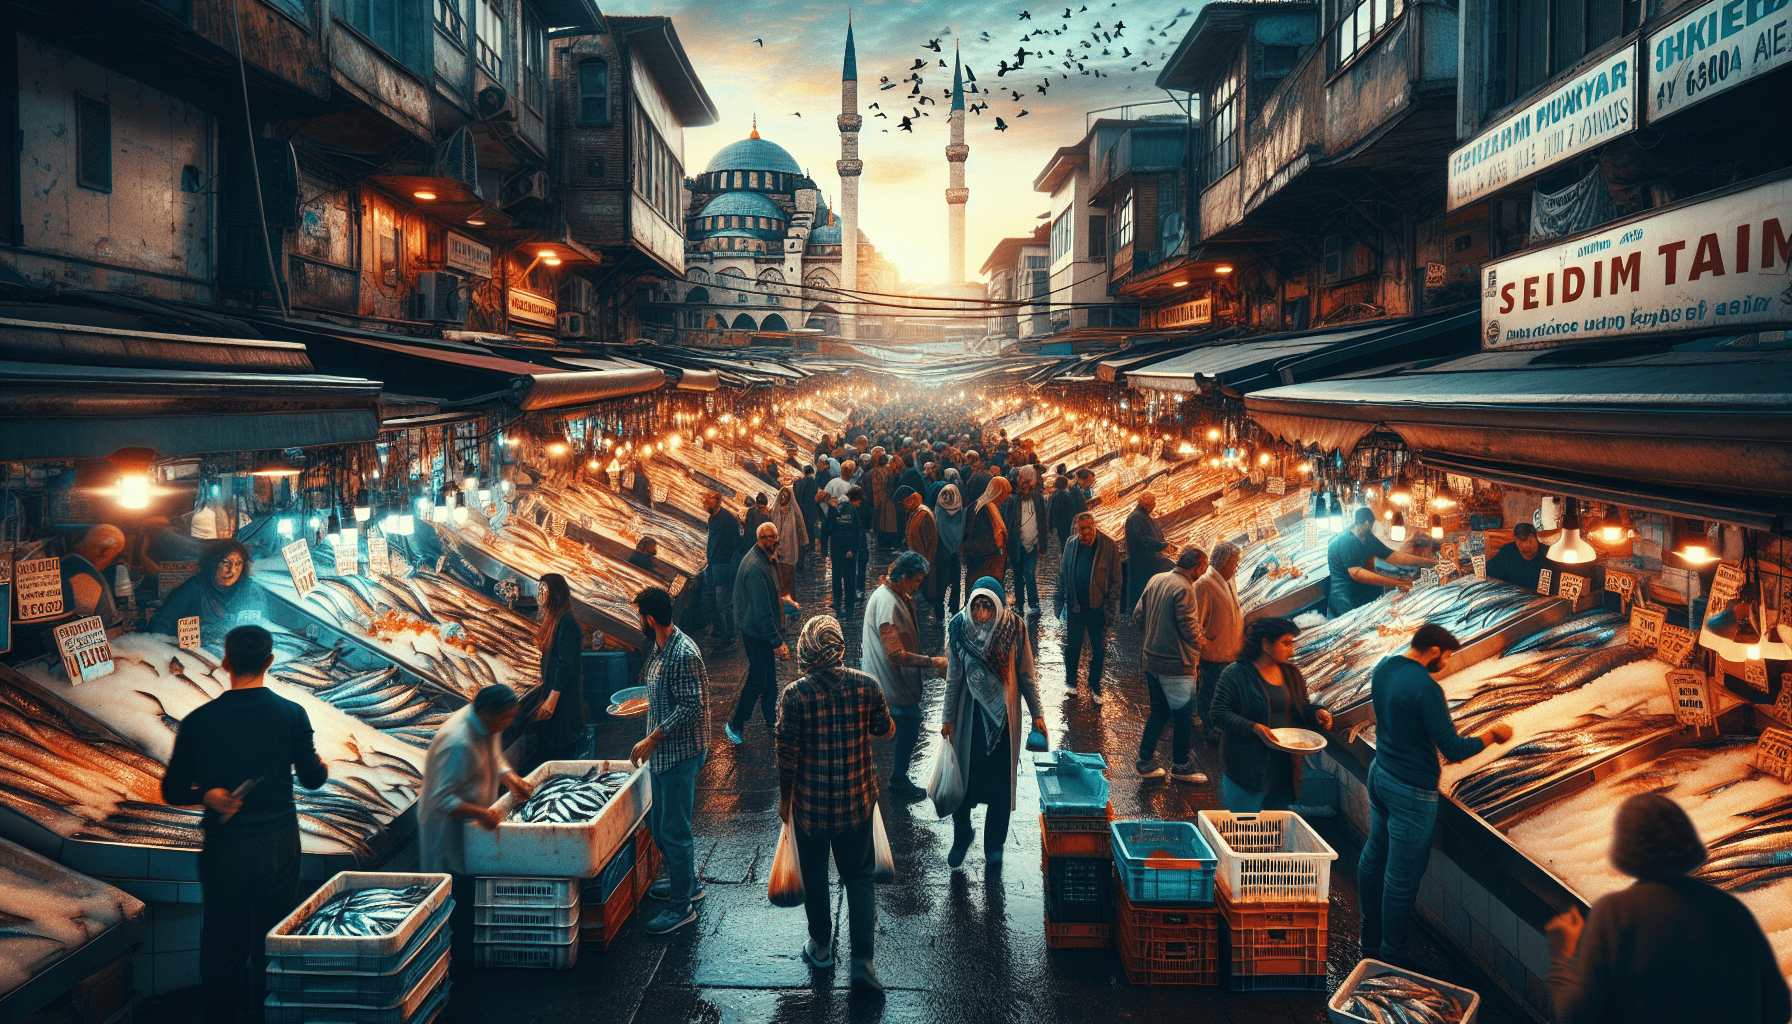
[518, 367, 665, 409]
[1125, 328, 1382, 391]
[0, 318, 313, 373]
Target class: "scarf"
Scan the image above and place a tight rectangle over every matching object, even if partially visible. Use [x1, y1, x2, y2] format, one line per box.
[974, 475, 1010, 515]
[935, 484, 967, 555]
[949, 583, 1018, 751]
[777, 486, 794, 511]
[797, 615, 846, 674]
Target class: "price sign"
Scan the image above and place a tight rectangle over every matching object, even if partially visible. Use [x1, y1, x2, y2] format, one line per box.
[1415, 568, 1441, 590]
[1756, 725, 1792, 781]
[1709, 562, 1746, 604]
[1630, 606, 1666, 648]
[1605, 569, 1637, 605]
[177, 616, 201, 649]
[1302, 518, 1315, 550]
[0, 551, 9, 654]
[54, 616, 113, 684]
[330, 540, 356, 577]
[1537, 569, 1553, 596]
[1435, 557, 1459, 581]
[1470, 530, 1486, 555]
[1656, 623, 1698, 666]
[1668, 668, 1713, 728]
[1267, 477, 1286, 496]
[1471, 554, 1487, 580]
[368, 535, 391, 576]
[158, 561, 198, 600]
[16, 557, 63, 621]
[1771, 674, 1792, 723]
[1743, 659, 1769, 689]
[282, 539, 317, 601]
[1558, 573, 1587, 601]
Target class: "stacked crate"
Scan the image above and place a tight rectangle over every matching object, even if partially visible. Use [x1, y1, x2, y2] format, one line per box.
[264, 872, 453, 1023]
[581, 824, 660, 950]
[1110, 821, 1220, 985]
[1035, 752, 1114, 948]
[1198, 810, 1339, 991]
[472, 876, 581, 969]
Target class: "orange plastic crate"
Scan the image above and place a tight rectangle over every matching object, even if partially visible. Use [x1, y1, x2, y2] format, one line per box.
[1040, 813, 1114, 859]
[1044, 914, 1114, 949]
[579, 871, 638, 950]
[1114, 879, 1220, 986]
[1218, 887, 1328, 978]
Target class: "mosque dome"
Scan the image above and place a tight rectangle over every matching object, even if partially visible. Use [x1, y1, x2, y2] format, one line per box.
[809, 223, 841, 245]
[704, 136, 802, 175]
[692, 191, 787, 241]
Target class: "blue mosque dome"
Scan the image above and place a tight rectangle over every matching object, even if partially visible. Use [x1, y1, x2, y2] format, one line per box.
[692, 190, 787, 242]
[809, 224, 841, 244]
[704, 135, 803, 175]
[698, 191, 785, 220]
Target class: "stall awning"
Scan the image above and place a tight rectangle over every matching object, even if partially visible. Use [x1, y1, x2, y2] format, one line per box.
[0, 360, 381, 460]
[0, 317, 313, 373]
[1244, 351, 1792, 510]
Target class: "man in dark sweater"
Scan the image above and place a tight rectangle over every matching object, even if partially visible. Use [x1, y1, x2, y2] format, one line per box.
[162, 625, 327, 1024]
[703, 490, 743, 652]
[1359, 623, 1511, 967]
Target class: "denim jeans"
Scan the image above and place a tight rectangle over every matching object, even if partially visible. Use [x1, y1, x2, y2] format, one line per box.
[940, 549, 962, 612]
[1138, 671, 1193, 766]
[1010, 547, 1040, 608]
[648, 752, 705, 910]
[794, 816, 876, 965]
[1063, 608, 1107, 694]
[830, 552, 858, 614]
[705, 568, 734, 639]
[731, 636, 779, 733]
[889, 704, 923, 786]
[1358, 763, 1440, 962]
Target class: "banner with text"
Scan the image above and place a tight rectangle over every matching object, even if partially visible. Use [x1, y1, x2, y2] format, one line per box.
[1646, 0, 1792, 122]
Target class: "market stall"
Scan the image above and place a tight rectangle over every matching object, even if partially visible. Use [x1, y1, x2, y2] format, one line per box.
[0, 838, 143, 1022]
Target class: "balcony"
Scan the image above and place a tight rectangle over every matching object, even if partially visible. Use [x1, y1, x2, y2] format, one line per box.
[1089, 125, 1192, 205]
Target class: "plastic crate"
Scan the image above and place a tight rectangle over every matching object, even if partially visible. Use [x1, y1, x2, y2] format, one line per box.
[1197, 810, 1338, 903]
[1111, 820, 1217, 905]
[473, 936, 579, 969]
[1113, 881, 1220, 986]
[581, 857, 645, 950]
[1043, 913, 1113, 949]
[634, 828, 662, 901]
[1040, 812, 1113, 859]
[1220, 887, 1328, 985]
[264, 948, 448, 1023]
[474, 876, 580, 909]
[266, 899, 451, 976]
[473, 901, 579, 929]
[1043, 855, 1114, 925]
[1230, 970, 1327, 992]
[464, 759, 653, 878]
[582, 830, 639, 905]
[1329, 958, 1482, 1024]
[1034, 751, 1109, 816]
[265, 920, 448, 1006]
[472, 919, 580, 945]
[266, 874, 453, 970]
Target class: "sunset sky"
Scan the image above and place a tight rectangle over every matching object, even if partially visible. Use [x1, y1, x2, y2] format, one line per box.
[607, 0, 1199, 287]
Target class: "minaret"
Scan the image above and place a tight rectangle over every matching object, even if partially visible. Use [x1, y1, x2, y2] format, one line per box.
[836, 16, 862, 339]
[946, 44, 969, 285]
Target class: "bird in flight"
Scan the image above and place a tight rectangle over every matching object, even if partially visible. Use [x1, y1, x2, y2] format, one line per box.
[924, 38, 942, 51]
[899, 116, 914, 131]
[1018, 9, 1031, 19]
[910, 58, 928, 70]
[791, 112, 801, 118]
[995, 117, 1010, 131]
[1017, 109, 1031, 117]
[754, 38, 763, 46]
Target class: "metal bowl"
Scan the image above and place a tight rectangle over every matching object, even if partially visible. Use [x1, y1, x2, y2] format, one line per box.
[1266, 727, 1327, 753]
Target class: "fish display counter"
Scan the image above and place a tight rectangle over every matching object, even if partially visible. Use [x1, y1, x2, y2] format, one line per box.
[0, 837, 144, 1019]
[512, 477, 708, 579]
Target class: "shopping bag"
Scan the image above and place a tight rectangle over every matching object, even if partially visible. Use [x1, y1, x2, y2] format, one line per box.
[925, 736, 965, 818]
[871, 806, 896, 884]
[768, 816, 805, 907]
[1159, 674, 1197, 711]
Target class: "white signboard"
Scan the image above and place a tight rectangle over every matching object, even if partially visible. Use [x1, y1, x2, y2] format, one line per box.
[1448, 45, 1637, 209]
[16, 557, 63, 621]
[282, 539, 318, 601]
[507, 287, 557, 326]
[368, 535, 391, 576]
[177, 616, 201, 649]
[1647, 0, 1792, 121]
[332, 541, 358, 578]
[446, 233, 492, 277]
[54, 616, 113, 683]
[1482, 175, 1792, 348]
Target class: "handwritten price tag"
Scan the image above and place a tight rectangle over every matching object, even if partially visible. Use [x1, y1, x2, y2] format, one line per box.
[1436, 557, 1459, 581]
[1558, 573, 1587, 601]
[1709, 562, 1746, 604]
[1630, 606, 1665, 648]
[1267, 477, 1286, 496]
[158, 560, 198, 600]
[1302, 518, 1315, 550]
[1605, 569, 1636, 606]
[1756, 725, 1792, 781]
[332, 540, 357, 577]
[177, 616, 201, 649]
[368, 535, 391, 576]
[16, 557, 63, 621]
[54, 616, 113, 684]
[1743, 659, 1769, 690]
[1537, 568, 1553, 596]
[1772, 674, 1792, 724]
[1471, 554, 1487, 580]
[1668, 668, 1713, 728]
[1656, 623, 1698, 666]
[282, 538, 317, 601]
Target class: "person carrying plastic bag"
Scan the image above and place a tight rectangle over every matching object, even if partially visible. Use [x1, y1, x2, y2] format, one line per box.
[774, 615, 895, 994]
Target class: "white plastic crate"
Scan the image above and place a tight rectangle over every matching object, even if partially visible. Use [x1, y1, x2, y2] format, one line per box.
[1328, 958, 1481, 1024]
[463, 759, 652, 878]
[1197, 810, 1338, 903]
[472, 920, 579, 945]
[266, 873, 452, 963]
[473, 935, 579, 969]
[474, 876, 580, 909]
[472, 901, 579, 929]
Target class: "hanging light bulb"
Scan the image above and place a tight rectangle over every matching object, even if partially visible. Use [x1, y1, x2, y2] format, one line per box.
[414, 495, 431, 517]
[1748, 641, 1763, 661]
[118, 472, 150, 509]
[1207, 427, 1221, 441]
[277, 518, 295, 538]
[354, 503, 372, 523]
[432, 494, 450, 523]
[477, 488, 491, 505]
[398, 513, 415, 536]
[1430, 477, 1459, 509]
[1548, 498, 1596, 564]
[1676, 519, 1719, 564]
[381, 512, 398, 532]
[451, 493, 469, 526]
[463, 462, 478, 491]
[501, 479, 512, 494]
[1390, 510, 1408, 542]
[326, 513, 342, 545]
[1430, 514, 1444, 540]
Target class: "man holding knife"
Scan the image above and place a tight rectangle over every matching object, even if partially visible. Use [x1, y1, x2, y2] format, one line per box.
[161, 625, 329, 1024]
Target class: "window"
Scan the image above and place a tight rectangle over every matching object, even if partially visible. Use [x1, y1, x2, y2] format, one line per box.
[1029, 269, 1049, 301]
[1322, 232, 1378, 284]
[749, 172, 759, 188]
[341, 0, 429, 73]
[76, 96, 111, 192]
[1049, 210, 1072, 264]
[1110, 190, 1133, 254]
[1202, 64, 1239, 186]
[265, 0, 310, 20]
[1087, 215, 1108, 260]
[1024, 255, 1046, 269]
[632, 103, 682, 228]
[1480, 0, 1636, 110]
[521, 8, 545, 110]
[475, 0, 504, 79]
[1333, 0, 1404, 68]
[435, 0, 464, 42]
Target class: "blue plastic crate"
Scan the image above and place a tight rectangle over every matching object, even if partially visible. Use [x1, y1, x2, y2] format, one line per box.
[583, 828, 639, 905]
[265, 920, 448, 1006]
[1034, 751, 1109, 816]
[1112, 820, 1217, 906]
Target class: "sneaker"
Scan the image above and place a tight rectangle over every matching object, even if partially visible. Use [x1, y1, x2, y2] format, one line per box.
[1171, 762, 1209, 784]
[648, 880, 707, 902]
[1091, 689, 1106, 705]
[947, 831, 974, 869]
[724, 722, 744, 745]
[1136, 759, 1166, 778]
[643, 905, 697, 935]
[802, 939, 835, 969]
[850, 959, 885, 994]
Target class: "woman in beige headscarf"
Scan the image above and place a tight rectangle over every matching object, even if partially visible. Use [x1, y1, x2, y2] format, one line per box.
[772, 485, 808, 596]
[959, 475, 1011, 586]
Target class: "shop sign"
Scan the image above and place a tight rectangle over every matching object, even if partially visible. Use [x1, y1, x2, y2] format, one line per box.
[1669, 668, 1714, 727]
[1630, 605, 1666, 647]
[1153, 296, 1212, 329]
[507, 287, 557, 326]
[368, 535, 391, 576]
[1448, 45, 1636, 209]
[158, 561, 198, 599]
[0, 551, 9, 653]
[1756, 725, 1792, 780]
[446, 233, 492, 277]
[1647, 0, 1792, 122]
[1426, 262, 1447, 287]
[1267, 477, 1286, 496]
[282, 539, 318, 601]
[16, 557, 62, 621]
[1657, 623, 1699, 665]
[55, 616, 113, 684]
[332, 541, 357, 578]
[1558, 573, 1588, 601]
[1481, 175, 1792, 348]
[177, 616, 201, 649]
[1537, 568, 1553, 595]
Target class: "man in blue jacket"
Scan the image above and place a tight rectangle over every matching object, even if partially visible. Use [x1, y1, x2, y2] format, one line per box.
[727, 523, 789, 745]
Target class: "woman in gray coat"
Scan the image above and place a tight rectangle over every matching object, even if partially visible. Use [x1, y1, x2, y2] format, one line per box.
[941, 576, 1045, 869]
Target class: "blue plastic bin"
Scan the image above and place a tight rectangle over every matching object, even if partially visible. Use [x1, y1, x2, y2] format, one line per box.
[1112, 820, 1217, 905]
[1034, 751, 1109, 816]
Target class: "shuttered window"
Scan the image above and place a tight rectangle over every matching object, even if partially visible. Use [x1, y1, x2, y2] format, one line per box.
[77, 96, 111, 192]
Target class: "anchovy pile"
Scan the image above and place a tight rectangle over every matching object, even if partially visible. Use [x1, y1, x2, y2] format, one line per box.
[438, 516, 657, 626]
[1236, 532, 1331, 615]
[1340, 973, 1466, 1024]
[1452, 712, 1679, 813]
[510, 768, 631, 824]
[1448, 643, 1651, 734]
[294, 883, 435, 937]
[524, 477, 708, 575]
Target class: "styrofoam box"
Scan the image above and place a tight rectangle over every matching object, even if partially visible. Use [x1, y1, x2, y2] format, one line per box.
[463, 760, 652, 878]
[267, 873, 452, 960]
[1328, 958, 1481, 1024]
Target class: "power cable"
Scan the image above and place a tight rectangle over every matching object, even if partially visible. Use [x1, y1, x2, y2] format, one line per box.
[229, 0, 289, 318]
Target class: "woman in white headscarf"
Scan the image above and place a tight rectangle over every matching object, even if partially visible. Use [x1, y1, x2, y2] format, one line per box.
[940, 575, 1044, 869]
[933, 484, 968, 614]
[959, 475, 1011, 587]
[773, 485, 808, 596]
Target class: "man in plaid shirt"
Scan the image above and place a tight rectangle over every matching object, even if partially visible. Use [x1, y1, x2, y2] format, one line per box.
[631, 586, 711, 935]
[777, 615, 892, 993]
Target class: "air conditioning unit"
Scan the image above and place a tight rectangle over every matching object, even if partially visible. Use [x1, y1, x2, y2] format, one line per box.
[429, 127, 482, 199]
[415, 271, 468, 323]
[476, 85, 517, 121]
[557, 311, 588, 337]
[563, 277, 594, 313]
[502, 170, 550, 208]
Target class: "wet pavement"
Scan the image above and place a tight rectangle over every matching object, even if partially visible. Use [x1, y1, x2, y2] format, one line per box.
[146, 536, 1533, 1023]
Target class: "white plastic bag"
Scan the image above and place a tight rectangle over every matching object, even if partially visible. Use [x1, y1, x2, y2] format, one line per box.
[1159, 674, 1197, 711]
[926, 735, 965, 818]
[871, 806, 896, 884]
[768, 816, 805, 907]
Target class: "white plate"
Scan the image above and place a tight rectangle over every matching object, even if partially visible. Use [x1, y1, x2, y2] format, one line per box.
[1267, 727, 1327, 753]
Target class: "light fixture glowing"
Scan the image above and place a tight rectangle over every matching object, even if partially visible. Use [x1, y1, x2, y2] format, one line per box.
[415, 496, 431, 517]
[1390, 511, 1407, 543]
[398, 513, 415, 536]
[1549, 499, 1596, 564]
[1207, 428, 1221, 441]
[326, 513, 342, 545]
[1173, 280, 1188, 287]
[277, 518, 295, 537]
[1258, 453, 1271, 466]
[451, 493, 468, 526]
[1748, 642, 1763, 661]
[354, 505, 372, 523]
[250, 456, 302, 477]
[501, 479, 512, 494]
[1430, 514, 1444, 540]
[466, 218, 486, 226]
[669, 434, 682, 449]
[589, 459, 601, 470]
[1215, 265, 1234, 275]
[476, 488, 491, 504]
[413, 190, 437, 201]
[118, 473, 150, 509]
[705, 427, 717, 438]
